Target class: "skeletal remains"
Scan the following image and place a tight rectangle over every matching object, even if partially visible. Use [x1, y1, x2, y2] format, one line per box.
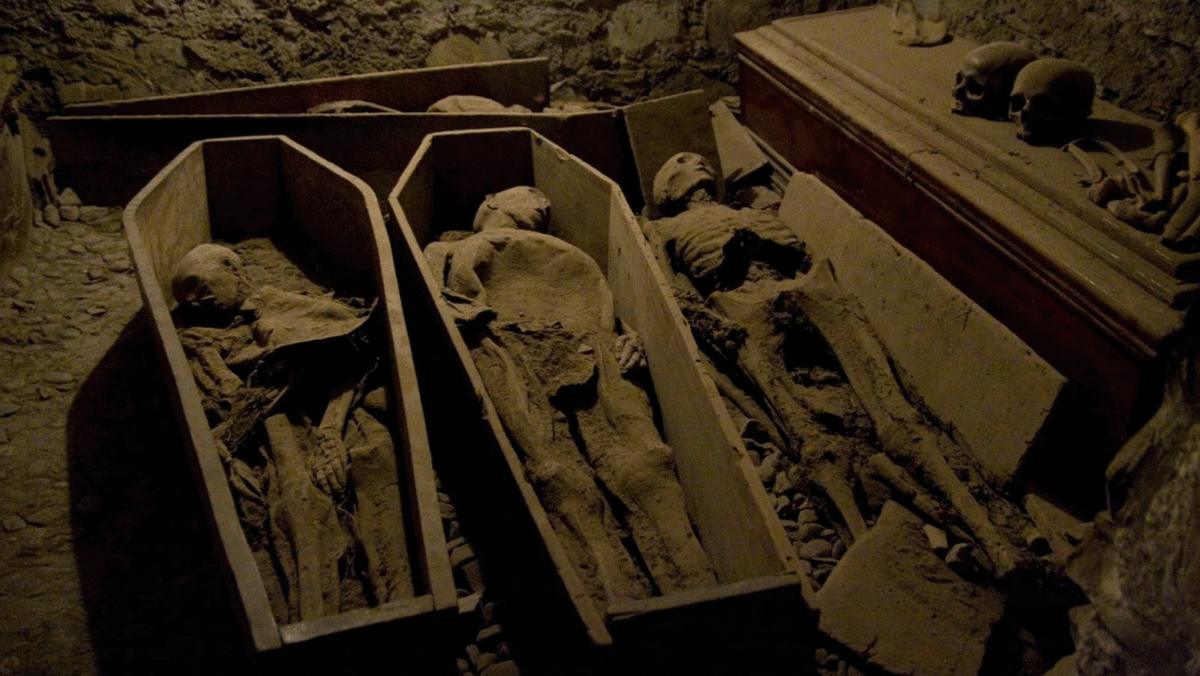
[425, 187, 715, 607]
[951, 42, 1036, 120]
[642, 153, 1037, 579]
[171, 240, 412, 623]
[1060, 110, 1200, 243]
[1009, 58, 1096, 144]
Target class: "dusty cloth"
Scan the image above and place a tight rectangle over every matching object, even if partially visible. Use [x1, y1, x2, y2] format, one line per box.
[242, 286, 371, 352]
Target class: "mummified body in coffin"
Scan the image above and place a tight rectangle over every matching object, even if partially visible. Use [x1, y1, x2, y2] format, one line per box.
[642, 153, 1034, 579]
[423, 186, 717, 606]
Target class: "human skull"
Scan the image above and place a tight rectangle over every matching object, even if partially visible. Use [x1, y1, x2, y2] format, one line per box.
[951, 42, 1037, 119]
[653, 152, 717, 217]
[472, 186, 551, 232]
[1009, 59, 1096, 144]
[171, 243, 250, 317]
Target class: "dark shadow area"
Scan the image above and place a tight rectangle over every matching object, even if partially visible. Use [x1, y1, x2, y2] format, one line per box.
[1089, 118, 1156, 153]
[67, 310, 254, 675]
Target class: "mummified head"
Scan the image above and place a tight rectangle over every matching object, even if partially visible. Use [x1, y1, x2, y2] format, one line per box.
[170, 243, 251, 317]
[653, 152, 717, 217]
[472, 186, 552, 232]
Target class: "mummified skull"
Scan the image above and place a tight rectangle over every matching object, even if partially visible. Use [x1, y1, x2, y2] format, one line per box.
[473, 186, 552, 232]
[951, 42, 1037, 119]
[171, 243, 250, 316]
[1009, 58, 1096, 144]
[653, 152, 718, 217]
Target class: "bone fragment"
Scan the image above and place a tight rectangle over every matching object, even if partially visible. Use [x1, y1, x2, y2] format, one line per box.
[178, 329, 243, 398]
[1108, 199, 1168, 233]
[265, 414, 345, 620]
[1087, 175, 1123, 206]
[792, 261, 1020, 576]
[1092, 138, 1154, 204]
[1161, 111, 1200, 246]
[345, 408, 414, 603]
[817, 463, 868, 541]
[1063, 142, 1104, 186]
[1150, 122, 1184, 206]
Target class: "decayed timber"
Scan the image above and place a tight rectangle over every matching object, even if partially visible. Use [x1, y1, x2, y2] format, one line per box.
[47, 109, 634, 207]
[387, 128, 805, 672]
[778, 173, 1067, 488]
[65, 58, 549, 116]
[123, 135, 456, 660]
[737, 8, 1186, 462]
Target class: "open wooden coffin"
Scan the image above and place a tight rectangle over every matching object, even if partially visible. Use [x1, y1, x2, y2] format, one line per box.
[386, 128, 806, 673]
[46, 57, 640, 210]
[122, 135, 456, 668]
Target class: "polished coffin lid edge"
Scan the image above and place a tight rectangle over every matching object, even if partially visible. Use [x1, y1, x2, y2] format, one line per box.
[735, 28, 1184, 357]
[759, 6, 1200, 284]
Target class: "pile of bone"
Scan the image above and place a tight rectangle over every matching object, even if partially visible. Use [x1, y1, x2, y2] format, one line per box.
[952, 42, 1200, 247]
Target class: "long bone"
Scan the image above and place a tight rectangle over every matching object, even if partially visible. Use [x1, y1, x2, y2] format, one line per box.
[787, 260, 1021, 577]
[265, 413, 346, 620]
[1150, 122, 1184, 207]
[1161, 111, 1200, 246]
[1063, 141, 1105, 186]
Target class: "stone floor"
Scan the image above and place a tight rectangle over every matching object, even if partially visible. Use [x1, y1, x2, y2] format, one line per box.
[0, 212, 250, 675]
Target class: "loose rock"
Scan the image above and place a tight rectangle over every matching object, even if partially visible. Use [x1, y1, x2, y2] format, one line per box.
[78, 206, 108, 223]
[59, 205, 80, 222]
[0, 402, 20, 417]
[58, 188, 81, 207]
[43, 371, 74, 384]
[798, 538, 832, 560]
[2, 515, 27, 532]
[923, 524, 949, 555]
[42, 205, 61, 227]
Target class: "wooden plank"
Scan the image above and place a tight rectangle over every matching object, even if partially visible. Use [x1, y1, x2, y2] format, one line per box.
[606, 574, 810, 673]
[275, 138, 457, 612]
[123, 141, 280, 653]
[623, 90, 724, 219]
[709, 100, 769, 185]
[605, 189, 799, 585]
[46, 110, 630, 207]
[778, 172, 1068, 486]
[123, 135, 455, 657]
[766, 8, 1200, 282]
[65, 58, 550, 116]
[387, 128, 803, 660]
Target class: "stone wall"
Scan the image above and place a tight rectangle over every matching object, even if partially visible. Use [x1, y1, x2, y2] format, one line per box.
[942, 0, 1200, 122]
[0, 0, 873, 118]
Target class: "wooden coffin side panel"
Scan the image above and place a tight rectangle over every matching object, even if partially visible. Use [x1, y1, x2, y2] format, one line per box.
[46, 109, 628, 207]
[387, 134, 613, 647]
[780, 173, 1069, 486]
[604, 189, 800, 585]
[65, 58, 550, 116]
[123, 142, 282, 653]
[274, 137, 457, 614]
